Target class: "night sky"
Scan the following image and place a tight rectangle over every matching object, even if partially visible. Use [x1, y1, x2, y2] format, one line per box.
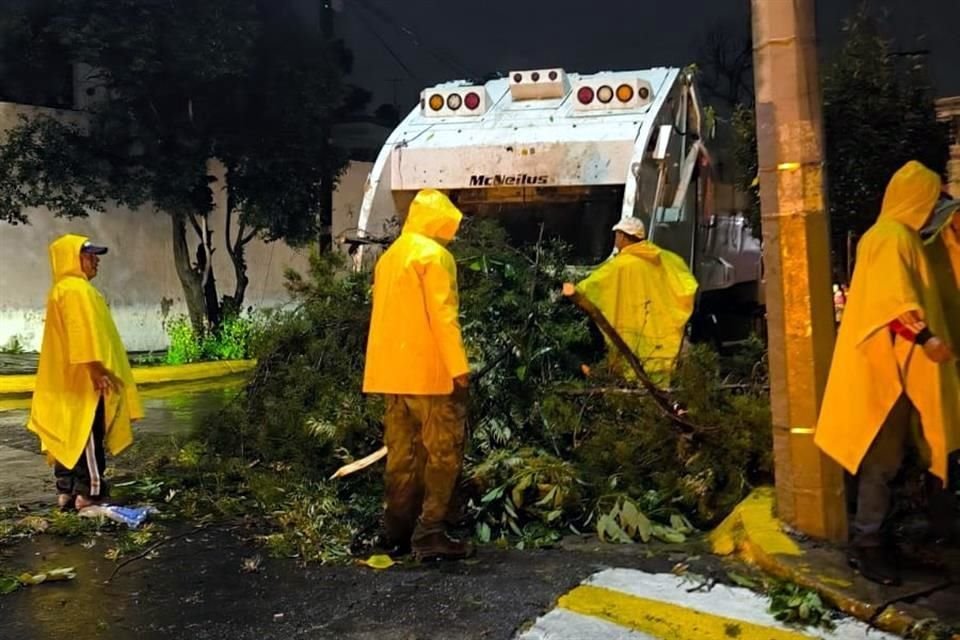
[327, 0, 960, 111]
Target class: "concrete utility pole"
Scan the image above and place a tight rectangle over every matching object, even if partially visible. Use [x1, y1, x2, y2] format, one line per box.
[751, 0, 847, 541]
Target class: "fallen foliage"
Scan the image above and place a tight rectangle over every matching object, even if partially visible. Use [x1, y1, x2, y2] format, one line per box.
[134, 219, 773, 560]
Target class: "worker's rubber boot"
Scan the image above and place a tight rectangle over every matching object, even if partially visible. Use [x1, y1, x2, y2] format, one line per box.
[370, 532, 411, 558]
[848, 544, 901, 586]
[412, 531, 475, 561]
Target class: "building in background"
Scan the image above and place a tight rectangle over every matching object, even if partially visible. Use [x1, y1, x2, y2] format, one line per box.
[937, 96, 960, 198]
[0, 93, 379, 352]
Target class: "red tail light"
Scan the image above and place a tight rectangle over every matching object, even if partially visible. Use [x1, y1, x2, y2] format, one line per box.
[577, 86, 594, 105]
[464, 92, 481, 110]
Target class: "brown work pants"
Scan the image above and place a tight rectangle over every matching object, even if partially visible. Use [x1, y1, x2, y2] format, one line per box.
[383, 392, 466, 544]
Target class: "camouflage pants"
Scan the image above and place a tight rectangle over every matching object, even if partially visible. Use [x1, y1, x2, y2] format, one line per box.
[382, 392, 467, 543]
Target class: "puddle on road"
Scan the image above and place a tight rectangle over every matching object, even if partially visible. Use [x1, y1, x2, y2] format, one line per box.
[0, 376, 246, 507]
[0, 524, 247, 640]
[0, 535, 135, 639]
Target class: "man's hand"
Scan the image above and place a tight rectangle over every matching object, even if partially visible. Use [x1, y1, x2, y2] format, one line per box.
[453, 374, 470, 389]
[923, 337, 956, 364]
[88, 363, 118, 394]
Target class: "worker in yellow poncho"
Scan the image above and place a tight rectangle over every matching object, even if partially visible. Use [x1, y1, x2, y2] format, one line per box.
[920, 194, 960, 544]
[363, 189, 473, 561]
[815, 162, 960, 586]
[574, 217, 699, 386]
[28, 235, 143, 511]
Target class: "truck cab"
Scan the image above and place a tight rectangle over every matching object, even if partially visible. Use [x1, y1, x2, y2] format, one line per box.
[353, 67, 763, 343]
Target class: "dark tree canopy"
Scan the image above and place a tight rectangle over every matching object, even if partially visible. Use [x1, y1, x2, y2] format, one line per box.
[0, 0, 364, 329]
[728, 6, 949, 271]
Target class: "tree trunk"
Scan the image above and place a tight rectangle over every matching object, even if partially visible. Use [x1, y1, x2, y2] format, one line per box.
[223, 181, 252, 317]
[229, 240, 249, 315]
[171, 214, 209, 334]
[195, 235, 222, 328]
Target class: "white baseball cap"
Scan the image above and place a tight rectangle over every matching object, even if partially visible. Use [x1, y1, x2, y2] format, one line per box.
[611, 217, 646, 239]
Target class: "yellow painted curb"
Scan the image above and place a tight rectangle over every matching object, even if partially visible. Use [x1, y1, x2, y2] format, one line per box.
[710, 487, 928, 637]
[0, 360, 256, 397]
[710, 487, 801, 563]
[0, 374, 35, 397]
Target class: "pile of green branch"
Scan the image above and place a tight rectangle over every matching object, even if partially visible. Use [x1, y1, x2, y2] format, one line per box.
[182, 219, 772, 558]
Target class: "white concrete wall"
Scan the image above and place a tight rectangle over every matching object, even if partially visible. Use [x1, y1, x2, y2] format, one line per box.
[0, 101, 372, 352]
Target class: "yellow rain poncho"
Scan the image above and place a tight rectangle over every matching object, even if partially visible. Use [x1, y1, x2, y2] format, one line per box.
[924, 213, 960, 347]
[28, 234, 143, 468]
[815, 162, 960, 482]
[576, 241, 699, 384]
[363, 189, 470, 395]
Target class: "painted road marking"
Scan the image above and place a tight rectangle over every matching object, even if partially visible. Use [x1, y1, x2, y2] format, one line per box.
[518, 569, 899, 640]
[519, 608, 656, 640]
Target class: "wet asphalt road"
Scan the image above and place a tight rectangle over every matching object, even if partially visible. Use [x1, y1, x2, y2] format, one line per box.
[0, 378, 730, 639]
[0, 527, 723, 640]
[0, 377, 245, 506]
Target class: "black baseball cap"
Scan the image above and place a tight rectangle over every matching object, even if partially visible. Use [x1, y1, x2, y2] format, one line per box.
[80, 241, 108, 255]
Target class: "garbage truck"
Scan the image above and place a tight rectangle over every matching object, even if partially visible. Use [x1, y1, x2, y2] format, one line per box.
[350, 66, 764, 344]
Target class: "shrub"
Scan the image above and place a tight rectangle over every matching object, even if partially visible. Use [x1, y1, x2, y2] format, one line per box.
[164, 313, 259, 365]
[165, 316, 203, 364]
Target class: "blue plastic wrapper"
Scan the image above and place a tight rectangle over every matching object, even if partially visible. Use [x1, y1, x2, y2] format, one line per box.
[78, 504, 158, 528]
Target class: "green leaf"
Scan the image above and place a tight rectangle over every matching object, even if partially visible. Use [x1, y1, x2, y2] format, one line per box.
[596, 514, 610, 541]
[651, 525, 685, 544]
[619, 499, 642, 536]
[511, 475, 532, 509]
[0, 576, 20, 595]
[601, 515, 633, 544]
[481, 485, 505, 504]
[670, 514, 695, 534]
[476, 522, 491, 543]
[636, 512, 653, 543]
[727, 572, 758, 589]
[534, 485, 558, 508]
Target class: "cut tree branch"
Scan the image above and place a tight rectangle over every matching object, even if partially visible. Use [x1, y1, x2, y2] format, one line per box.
[562, 283, 717, 435]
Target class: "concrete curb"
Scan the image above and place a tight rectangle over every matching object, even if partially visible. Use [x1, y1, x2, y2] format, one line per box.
[710, 487, 958, 639]
[0, 359, 256, 397]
